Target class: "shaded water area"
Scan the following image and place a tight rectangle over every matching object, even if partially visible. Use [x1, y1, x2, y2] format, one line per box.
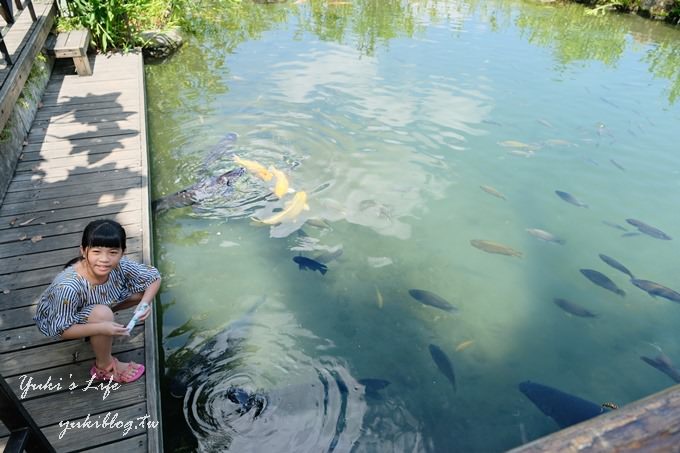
[146, 1, 680, 451]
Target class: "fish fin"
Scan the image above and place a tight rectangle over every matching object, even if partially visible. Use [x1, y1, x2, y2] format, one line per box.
[304, 203, 310, 211]
[319, 265, 328, 275]
[288, 187, 295, 193]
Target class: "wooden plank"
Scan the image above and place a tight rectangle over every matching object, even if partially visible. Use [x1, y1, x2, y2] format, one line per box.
[21, 133, 140, 155]
[79, 433, 147, 453]
[34, 106, 137, 123]
[23, 378, 146, 426]
[13, 159, 141, 181]
[0, 1, 55, 132]
[40, 91, 138, 108]
[509, 383, 680, 452]
[4, 349, 142, 398]
[0, 189, 140, 217]
[0, 305, 36, 331]
[0, 252, 141, 291]
[42, 78, 140, 97]
[1, 311, 139, 353]
[0, 210, 141, 241]
[44, 405, 148, 452]
[0, 285, 48, 310]
[16, 150, 141, 173]
[34, 101, 139, 119]
[0, 323, 145, 376]
[0, 223, 140, 258]
[4, 176, 142, 202]
[27, 122, 141, 144]
[0, 237, 142, 274]
[7, 169, 142, 192]
[136, 50, 163, 453]
[32, 111, 140, 129]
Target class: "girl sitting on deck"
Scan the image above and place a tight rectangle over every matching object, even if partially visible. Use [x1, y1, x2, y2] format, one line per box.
[34, 219, 161, 383]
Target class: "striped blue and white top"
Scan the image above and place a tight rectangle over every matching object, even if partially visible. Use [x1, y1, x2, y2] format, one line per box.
[34, 256, 161, 337]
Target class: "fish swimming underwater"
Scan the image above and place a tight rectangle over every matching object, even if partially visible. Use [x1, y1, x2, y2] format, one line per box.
[408, 289, 457, 312]
[580, 269, 625, 297]
[640, 354, 680, 383]
[202, 132, 239, 171]
[598, 254, 634, 279]
[429, 344, 457, 393]
[625, 218, 672, 240]
[233, 155, 274, 181]
[519, 380, 604, 429]
[256, 191, 309, 225]
[630, 279, 680, 303]
[293, 256, 328, 275]
[152, 167, 246, 213]
[553, 298, 597, 318]
[470, 240, 523, 257]
[269, 167, 291, 198]
[480, 185, 506, 200]
[526, 228, 565, 245]
[555, 190, 588, 208]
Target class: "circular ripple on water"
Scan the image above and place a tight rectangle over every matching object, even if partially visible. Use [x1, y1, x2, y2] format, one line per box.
[183, 355, 367, 452]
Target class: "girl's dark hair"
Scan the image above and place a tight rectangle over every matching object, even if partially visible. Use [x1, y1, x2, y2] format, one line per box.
[65, 219, 127, 268]
[81, 219, 127, 250]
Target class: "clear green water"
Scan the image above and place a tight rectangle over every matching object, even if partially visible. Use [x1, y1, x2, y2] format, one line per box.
[146, 1, 680, 451]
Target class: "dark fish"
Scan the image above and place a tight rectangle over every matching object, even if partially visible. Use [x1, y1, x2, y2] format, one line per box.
[202, 132, 239, 170]
[630, 279, 680, 303]
[626, 218, 672, 240]
[518, 380, 603, 429]
[555, 190, 588, 208]
[293, 256, 328, 275]
[408, 289, 457, 312]
[640, 355, 680, 383]
[428, 344, 456, 393]
[610, 159, 625, 171]
[579, 269, 625, 297]
[598, 254, 634, 279]
[602, 220, 628, 232]
[357, 378, 390, 399]
[553, 298, 597, 318]
[152, 167, 245, 213]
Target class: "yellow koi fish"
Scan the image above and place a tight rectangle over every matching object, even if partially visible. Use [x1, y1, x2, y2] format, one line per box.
[270, 167, 290, 198]
[234, 156, 273, 181]
[258, 191, 308, 225]
[455, 340, 474, 352]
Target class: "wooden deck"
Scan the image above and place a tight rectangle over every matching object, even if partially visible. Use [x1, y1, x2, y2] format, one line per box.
[0, 52, 160, 452]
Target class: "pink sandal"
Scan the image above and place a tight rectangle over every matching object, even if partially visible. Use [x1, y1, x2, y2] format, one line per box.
[90, 357, 145, 383]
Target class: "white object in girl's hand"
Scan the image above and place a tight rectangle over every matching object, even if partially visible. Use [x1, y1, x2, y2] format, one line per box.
[126, 302, 150, 331]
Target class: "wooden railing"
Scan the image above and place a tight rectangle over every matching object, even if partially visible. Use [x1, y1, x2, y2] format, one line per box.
[0, 374, 55, 452]
[0, 0, 38, 64]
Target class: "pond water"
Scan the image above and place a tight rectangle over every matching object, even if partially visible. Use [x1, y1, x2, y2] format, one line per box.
[146, 1, 680, 451]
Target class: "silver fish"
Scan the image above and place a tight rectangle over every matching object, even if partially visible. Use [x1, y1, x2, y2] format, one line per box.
[526, 228, 565, 245]
[626, 219, 671, 240]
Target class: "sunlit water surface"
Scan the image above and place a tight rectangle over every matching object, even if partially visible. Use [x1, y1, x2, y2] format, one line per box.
[146, 1, 680, 451]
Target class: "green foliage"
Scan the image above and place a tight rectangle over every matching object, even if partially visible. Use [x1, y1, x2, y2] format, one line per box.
[57, 0, 176, 51]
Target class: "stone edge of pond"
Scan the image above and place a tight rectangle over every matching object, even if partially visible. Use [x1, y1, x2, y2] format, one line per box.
[0, 53, 54, 206]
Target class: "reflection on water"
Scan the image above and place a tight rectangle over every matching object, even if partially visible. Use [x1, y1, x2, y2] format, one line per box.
[149, 0, 680, 451]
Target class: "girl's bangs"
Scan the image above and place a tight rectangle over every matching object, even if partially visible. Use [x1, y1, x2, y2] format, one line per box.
[86, 224, 125, 249]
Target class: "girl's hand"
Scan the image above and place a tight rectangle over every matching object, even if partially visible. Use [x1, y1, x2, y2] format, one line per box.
[137, 304, 152, 322]
[101, 321, 130, 336]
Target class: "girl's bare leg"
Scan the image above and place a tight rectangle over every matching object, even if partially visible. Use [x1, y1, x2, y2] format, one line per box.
[88, 304, 141, 374]
[88, 304, 116, 369]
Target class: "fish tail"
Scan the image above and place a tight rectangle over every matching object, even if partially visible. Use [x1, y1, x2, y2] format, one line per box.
[319, 265, 328, 275]
[617, 289, 626, 297]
